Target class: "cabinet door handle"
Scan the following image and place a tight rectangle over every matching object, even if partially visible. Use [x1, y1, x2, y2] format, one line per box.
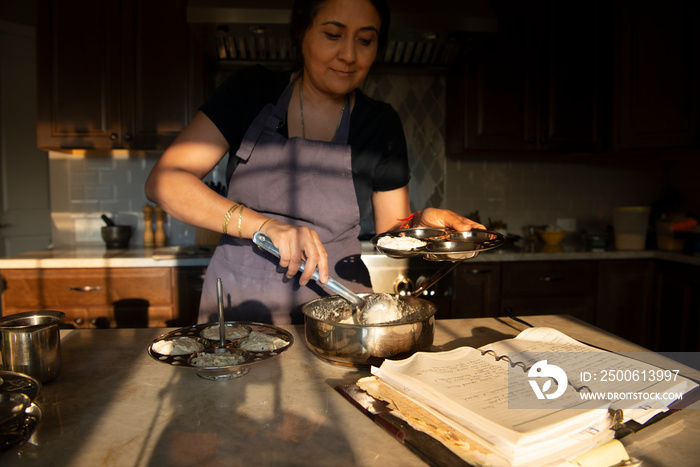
[74, 318, 84, 326]
[124, 133, 132, 141]
[536, 276, 564, 282]
[110, 133, 118, 141]
[464, 269, 490, 275]
[67, 286, 103, 292]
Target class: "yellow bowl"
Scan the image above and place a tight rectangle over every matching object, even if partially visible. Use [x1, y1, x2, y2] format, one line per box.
[537, 229, 568, 246]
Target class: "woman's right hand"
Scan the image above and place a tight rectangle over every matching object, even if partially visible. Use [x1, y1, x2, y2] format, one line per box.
[262, 221, 329, 286]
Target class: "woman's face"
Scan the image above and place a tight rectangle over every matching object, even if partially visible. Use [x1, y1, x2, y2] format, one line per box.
[301, 0, 381, 97]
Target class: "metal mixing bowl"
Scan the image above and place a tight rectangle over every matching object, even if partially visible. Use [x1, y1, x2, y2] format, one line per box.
[302, 293, 436, 368]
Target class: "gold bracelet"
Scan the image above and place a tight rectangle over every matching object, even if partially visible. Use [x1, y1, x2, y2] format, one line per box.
[222, 203, 241, 235]
[237, 205, 245, 238]
[258, 218, 273, 232]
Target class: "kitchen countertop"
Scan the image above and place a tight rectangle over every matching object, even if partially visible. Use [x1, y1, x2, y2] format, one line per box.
[2, 315, 699, 466]
[0, 242, 698, 269]
[0, 246, 215, 269]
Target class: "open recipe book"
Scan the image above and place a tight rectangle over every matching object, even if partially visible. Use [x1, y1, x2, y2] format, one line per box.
[366, 327, 699, 467]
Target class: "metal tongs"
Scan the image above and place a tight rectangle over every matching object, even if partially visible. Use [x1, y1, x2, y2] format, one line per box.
[252, 231, 366, 310]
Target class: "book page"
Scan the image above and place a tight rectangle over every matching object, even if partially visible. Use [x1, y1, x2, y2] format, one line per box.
[480, 327, 697, 416]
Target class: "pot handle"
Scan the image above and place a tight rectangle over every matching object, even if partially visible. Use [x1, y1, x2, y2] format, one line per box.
[252, 231, 365, 307]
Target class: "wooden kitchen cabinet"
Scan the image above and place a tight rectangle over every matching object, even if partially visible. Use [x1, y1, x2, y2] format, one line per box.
[596, 259, 654, 349]
[174, 266, 207, 326]
[614, 0, 700, 150]
[36, 0, 206, 151]
[452, 263, 502, 318]
[500, 260, 598, 322]
[446, 0, 608, 154]
[653, 261, 700, 352]
[0, 267, 205, 328]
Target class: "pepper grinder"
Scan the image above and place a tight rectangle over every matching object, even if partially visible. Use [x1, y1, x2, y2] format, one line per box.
[154, 205, 166, 247]
[142, 205, 154, 248]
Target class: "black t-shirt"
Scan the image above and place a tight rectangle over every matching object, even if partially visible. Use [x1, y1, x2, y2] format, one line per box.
[199, 66, 410, 236]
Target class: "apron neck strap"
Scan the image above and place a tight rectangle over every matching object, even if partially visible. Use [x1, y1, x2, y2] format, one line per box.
[268, 72, 301, 125]
[334, 95, 351, 144]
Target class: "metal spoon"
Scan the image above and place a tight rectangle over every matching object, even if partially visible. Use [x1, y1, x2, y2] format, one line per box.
[252, 232, 366, 310]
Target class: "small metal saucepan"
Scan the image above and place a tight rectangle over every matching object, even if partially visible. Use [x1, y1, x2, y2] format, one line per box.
[0, 310, 65, 383]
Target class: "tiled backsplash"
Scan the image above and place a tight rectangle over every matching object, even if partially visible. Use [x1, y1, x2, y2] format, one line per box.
[49, 152, 163, 246]
[49, 73, 680, 247]
[444, 158, 666, 238]
[360, 72, 446, 236]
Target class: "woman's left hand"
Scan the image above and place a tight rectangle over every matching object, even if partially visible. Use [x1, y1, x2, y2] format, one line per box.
[413, 208, 485, 231]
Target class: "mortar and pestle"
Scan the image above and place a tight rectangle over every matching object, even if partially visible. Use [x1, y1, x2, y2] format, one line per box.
[101, 214, 132, 249]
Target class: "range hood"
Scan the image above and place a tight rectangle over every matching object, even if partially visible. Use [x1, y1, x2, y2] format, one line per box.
[187, 0, 497, 70]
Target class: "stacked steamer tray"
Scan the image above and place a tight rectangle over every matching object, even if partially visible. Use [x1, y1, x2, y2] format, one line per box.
[147, 322, 293, 381]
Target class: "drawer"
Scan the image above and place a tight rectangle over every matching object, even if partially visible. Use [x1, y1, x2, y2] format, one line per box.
[501, 296, 597, 323]
[501, 261, 597, 298]
[2, 268, 174, 308]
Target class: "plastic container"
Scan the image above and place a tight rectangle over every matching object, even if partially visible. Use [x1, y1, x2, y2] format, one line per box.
[656, 220, 686, 251]
[613, 206, 650, 250]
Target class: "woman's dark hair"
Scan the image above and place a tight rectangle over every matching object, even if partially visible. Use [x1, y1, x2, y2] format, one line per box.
[289, 0, 390, 70]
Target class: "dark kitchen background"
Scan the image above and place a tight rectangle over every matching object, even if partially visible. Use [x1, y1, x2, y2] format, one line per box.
[0, 0, 698, 254]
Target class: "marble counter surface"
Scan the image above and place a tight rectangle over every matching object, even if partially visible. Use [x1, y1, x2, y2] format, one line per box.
[0, 246, 214, 269]
[2, 316, 699, 466]
[0, 243, 698, 269]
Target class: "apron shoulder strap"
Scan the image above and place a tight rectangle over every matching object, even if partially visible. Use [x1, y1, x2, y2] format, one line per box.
[235, 73, 300, 161]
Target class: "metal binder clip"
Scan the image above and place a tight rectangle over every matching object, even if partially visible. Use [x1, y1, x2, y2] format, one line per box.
[613, 458, 642, 466]
[609, 408, 625, 431]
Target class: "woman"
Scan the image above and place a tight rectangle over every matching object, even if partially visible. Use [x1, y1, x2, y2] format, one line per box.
[145, 0, 483, 325]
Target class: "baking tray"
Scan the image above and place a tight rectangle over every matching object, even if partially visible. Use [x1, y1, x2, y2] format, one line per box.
[147, 321, 293, 376]
[370, 228, 506, 261]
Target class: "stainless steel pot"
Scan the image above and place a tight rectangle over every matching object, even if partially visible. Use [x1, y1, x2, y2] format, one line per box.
[0, 310, 65, 383]
[302, 294, 436, 368]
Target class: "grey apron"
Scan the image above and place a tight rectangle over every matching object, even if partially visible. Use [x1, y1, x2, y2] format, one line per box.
[198, 75, 373, 325]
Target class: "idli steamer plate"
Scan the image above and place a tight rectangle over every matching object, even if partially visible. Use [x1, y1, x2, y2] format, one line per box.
[371, 228, 505, 260]
[147, 321, 293, 380]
